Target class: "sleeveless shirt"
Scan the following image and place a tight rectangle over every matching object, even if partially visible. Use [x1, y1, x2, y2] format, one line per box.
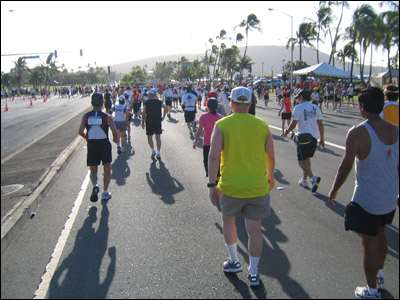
[351, 122, 399, 214]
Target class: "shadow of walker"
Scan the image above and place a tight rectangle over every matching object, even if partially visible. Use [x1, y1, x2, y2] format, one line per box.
[48, 203, 115, 299]
[146, 159, 184, 205]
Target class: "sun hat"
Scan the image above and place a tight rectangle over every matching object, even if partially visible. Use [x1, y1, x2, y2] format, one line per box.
[119, 95, 125, 102]
[230, 87, 252, 103]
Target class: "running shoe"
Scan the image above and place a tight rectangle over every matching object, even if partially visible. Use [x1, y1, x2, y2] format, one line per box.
[102, 191, 112, 201]
[222, 260, 243, 273]
[311, 176, 321, 193]
[156, 153, 161, 160]
[117, 146, 121, 154]
[298, 179, 308, 188]
[354, 286, 381, 299]
[151, 151, 156, 159]
[90, 185, 100, 202]
[120, 147, 125, 153]
[248, 271, 260, 287]
[377, 276, 385, 290]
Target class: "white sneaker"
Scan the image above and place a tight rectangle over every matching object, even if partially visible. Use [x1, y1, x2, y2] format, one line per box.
[298, 179, 308, 188]
[311, 176, 321, 193]
[354, 286, 381, 299]
[102, 191, 112, 201]
[120, 147, 125, 153]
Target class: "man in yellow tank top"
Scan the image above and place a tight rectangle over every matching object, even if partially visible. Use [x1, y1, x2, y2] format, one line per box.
[208, 87, 275, 287]
[380, 84, 399, 126]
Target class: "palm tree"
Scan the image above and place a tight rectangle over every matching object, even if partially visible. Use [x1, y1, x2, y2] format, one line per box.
[286, 22, 317, 62]
[320, 1, 350, 66]
[13, 57, 28, 89]
[379, 1, 399, 82]
[347, 4, 376, 83]
[220, 47, 240, 84]
[215, 29, 227, 78]
[235, 14, 261, 80]
[313, 4, 332, 63]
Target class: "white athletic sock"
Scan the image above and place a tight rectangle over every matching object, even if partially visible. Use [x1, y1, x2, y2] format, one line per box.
[248, 256, 261, 274]
[226, 243, 239, 263]
[151, 148, 156, 154]
[378, 269, 384, 278]
[367, 286, 378, 295]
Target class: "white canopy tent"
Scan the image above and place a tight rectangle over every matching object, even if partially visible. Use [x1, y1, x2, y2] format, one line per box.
[293, 62, 351, 79]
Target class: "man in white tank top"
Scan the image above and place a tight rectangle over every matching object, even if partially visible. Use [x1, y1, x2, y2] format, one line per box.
[328, 87, 399, 299]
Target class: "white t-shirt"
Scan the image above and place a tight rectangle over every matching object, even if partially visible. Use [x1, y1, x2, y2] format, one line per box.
[292, 101, 323, 139]
[163, 88, 173, 98]
[181, 92, 196, 111]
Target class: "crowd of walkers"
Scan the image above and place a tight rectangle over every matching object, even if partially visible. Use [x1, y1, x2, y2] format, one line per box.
[77, 79, 398, 298]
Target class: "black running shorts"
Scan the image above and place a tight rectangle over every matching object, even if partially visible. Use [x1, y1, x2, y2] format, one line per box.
[184, 111, 196, 123]
[296, 134, 317, 161]
[344, 202, 396, 236]
[146, 121, 162, 136]
[87, 139, 112, 166]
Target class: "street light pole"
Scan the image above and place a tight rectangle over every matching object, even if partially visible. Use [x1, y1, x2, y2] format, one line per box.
[262, 62, 264, 78]
[268, 8, 293, 97]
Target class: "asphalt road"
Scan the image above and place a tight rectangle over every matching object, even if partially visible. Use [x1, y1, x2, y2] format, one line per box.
[1, 96, 398, 299]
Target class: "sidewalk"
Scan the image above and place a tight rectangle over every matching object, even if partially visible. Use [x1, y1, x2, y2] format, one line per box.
[1, 105, 90, 253]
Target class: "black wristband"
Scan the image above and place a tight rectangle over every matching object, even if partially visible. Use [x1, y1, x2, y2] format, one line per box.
[207, 183, 217, 188]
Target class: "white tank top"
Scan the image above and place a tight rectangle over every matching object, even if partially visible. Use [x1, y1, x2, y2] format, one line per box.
[351, 122, 399, 215]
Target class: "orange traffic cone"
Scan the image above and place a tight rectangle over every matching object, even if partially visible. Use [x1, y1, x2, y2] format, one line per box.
[12, 96, 15, 101]
[30, 99, 33, 106]
[5, 102, 9, 111]
[23, 96, 26, 101]
[34, 96, 37, 101]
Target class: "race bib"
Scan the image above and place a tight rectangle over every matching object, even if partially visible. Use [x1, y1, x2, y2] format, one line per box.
[87, 116, 103, 126]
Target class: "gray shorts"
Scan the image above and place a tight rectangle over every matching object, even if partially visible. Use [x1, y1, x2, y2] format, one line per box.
[220, 193, 271, 221]
[115, 120, 127, 131]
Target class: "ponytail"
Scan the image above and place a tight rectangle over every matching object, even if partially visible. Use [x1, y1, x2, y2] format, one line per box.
[209, 107, 217, 115]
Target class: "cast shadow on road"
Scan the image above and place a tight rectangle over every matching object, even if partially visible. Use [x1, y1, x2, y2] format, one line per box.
[274, 169, 290, 185]
[146, 159, 184, 205]
[111, 141, 135, 186]
[314, 192, 399, 260]
[215, 208, 310, 299]
[316, 146, 342, 157]
[48, 203, 116, 299]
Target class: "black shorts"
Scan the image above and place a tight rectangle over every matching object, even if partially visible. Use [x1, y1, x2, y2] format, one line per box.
[133, 102, 140, 114]
[296, 133, 317, 161]
[146, 121, 162, 136]
[281, 112, 292, 120]
[165, 97, 173, 106]
[87, 139, 112, 166]
[345, 202, 396, 236]
[184, 110, 196, 123]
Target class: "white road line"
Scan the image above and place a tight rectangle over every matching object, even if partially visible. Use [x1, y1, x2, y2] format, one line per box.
[268, 124, 346, 151]
[34, 171, 90, 299]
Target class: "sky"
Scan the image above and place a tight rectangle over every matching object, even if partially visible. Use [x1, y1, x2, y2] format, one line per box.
[1, 1, 393, 75]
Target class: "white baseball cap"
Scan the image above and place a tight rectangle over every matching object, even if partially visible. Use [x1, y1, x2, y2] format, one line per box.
[230, 87, 252, 103]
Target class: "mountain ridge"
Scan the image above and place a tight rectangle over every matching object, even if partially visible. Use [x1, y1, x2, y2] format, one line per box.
[109, 45, 374, 77]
